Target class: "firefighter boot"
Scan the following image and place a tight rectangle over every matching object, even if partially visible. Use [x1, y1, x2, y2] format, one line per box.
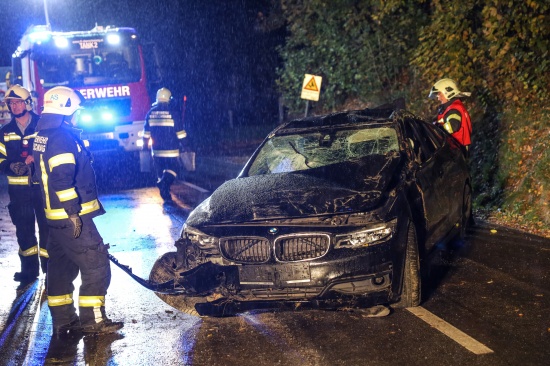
[53, 316, 82, 338]
[81, 319, 124, 335]
[80, 306, 124, 335]
[14, 252, 40, 285]
[158, 171, 175, 202]
[156, 177, 169, 201]
[50, 304, 81, 337]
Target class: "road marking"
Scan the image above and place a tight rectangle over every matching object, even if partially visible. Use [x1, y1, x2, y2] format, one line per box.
[406, 306, 494, 355]
[183, 181, 209, 193]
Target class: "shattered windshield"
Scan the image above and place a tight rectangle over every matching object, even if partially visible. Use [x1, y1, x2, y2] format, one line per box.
[248, 126, 399, 176]
[31, 37, 142, 87]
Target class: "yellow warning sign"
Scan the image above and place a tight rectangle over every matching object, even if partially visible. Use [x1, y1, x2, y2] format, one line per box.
[304, 77, 319, 91]
[301, 74, 322, 101]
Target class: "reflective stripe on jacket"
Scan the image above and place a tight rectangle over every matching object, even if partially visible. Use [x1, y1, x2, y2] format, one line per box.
[33, 117, 105, 227]
[0, 112, 41, 188]
[143, 102, 186, 154]
[436, 99, 472, 146]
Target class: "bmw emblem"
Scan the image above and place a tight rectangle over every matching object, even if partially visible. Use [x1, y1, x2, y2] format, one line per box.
[268, 227, 278, 235]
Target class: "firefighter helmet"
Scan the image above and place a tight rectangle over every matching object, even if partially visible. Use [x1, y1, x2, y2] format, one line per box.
[428, 78, 471, 100]
[42, 86, 85, 116]
[4, 84, 33, 112]
[156, 87, 172, 104]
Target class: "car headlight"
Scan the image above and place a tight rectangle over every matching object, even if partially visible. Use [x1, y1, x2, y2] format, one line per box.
[182, 224, 218, 249]
[335, 218, 397, 248]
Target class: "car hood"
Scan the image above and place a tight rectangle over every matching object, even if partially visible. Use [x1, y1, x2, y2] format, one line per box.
[186, 153, 401, 226]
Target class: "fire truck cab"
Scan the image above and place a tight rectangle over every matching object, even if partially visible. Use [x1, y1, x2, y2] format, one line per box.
[10, 24, 158, 155]
[0, 67, 11, 126]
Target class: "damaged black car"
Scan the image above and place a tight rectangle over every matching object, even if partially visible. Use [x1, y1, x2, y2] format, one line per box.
[148, 105, 472, 316]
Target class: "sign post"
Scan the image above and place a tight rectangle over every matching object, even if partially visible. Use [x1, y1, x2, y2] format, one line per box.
[300, 74, 322, 117]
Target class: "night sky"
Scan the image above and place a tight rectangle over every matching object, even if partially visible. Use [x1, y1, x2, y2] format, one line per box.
[1, 0, 285, 150]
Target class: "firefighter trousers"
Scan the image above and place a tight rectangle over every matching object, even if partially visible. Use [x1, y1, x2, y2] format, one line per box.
[7, 185, 49, 279]
[154, 156, 178, 201]
[46, 216, 111, 328]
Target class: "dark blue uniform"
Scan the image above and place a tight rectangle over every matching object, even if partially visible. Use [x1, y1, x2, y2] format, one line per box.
[33, 113, 111, 330]
[143, 101, 186, 201]
[0, 111, 49, 283]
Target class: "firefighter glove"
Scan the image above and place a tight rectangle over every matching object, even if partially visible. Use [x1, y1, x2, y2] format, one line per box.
[10, 162, 30, 176]
[68, 214, 83, 238]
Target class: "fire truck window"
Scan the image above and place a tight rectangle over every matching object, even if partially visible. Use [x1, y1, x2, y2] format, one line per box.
[35, 55, 73, 85]
[106, 53, 128, 73]
[32, 39, 142, 87]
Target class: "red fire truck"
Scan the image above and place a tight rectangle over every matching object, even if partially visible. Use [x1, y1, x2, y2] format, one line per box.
[10, 24, 160, 156]
[0, 67, 11, 125]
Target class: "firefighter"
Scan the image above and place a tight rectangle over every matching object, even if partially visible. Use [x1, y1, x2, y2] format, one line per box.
[0, 84, 49, 287]
[33, 86, 123, 336]
[142, 87, 187, 203]
[428, 78, 473, 157]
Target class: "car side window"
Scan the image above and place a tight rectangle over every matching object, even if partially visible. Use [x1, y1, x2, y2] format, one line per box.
[419, 121, 445, 149]
[409, 119, 440, 162]
[427, 122, 446, 141]
[403, 119, 434, 163]
[402, 121, 422, 163]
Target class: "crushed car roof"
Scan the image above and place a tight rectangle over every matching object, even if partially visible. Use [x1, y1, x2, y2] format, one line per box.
[277, 100, 411, 133]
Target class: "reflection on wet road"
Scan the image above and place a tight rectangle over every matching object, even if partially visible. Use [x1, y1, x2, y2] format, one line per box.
[0, 177, 549, 365]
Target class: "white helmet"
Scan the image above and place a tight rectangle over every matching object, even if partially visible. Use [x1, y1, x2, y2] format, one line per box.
[43, 86, 85, 116]
[156, 87, 172, 104]
[5, 84, 33, 112]
[428, 78, 471, 100]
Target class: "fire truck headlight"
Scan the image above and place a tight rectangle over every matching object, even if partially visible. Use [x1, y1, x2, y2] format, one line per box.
[136, 139, 144, 147]
[80, 114, 93, 124]
[54, 36, 69, 48]
[101, 112, 114, 122]
[106, 34, 120, 45]
[28, 30, 51, 44]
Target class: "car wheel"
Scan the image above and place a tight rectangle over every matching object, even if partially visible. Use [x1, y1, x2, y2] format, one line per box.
[393, 220, 421, 308]
[460, 184, 472, 240]
[149, 252, 201, 316]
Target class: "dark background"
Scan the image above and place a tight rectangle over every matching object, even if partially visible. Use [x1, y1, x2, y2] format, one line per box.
[1, 0, 285, 151]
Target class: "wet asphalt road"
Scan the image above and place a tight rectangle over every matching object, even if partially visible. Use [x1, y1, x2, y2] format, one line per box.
[0, 164, 549, 365]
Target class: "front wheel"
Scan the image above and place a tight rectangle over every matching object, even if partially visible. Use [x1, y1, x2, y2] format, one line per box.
[393, 220, 421, 308]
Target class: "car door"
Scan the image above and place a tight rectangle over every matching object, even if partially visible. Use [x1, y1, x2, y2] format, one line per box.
[423, 122, 468, 229]
[404, 119, 449, 249]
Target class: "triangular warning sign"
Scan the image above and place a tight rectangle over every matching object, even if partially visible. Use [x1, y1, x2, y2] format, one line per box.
[304, 77, 319, 91]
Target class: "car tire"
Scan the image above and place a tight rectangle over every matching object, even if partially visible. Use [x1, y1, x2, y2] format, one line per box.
[149, 252, 201, 317]
[460, 183, 472, 240]
[393, 220, 421, 308]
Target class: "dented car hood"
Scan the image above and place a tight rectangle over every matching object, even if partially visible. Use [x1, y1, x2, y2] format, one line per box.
[187, 153, 402, 226]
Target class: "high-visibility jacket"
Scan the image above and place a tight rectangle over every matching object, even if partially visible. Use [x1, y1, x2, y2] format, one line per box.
[436, 99, 472, 146]
[0, 111, 40, 188]
[32, 114, 105, 227]
[143, 102, 186, 158]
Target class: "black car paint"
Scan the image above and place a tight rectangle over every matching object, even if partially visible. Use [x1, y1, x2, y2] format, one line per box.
[186, 153, 401, 226]
[151, 107, 470, 315]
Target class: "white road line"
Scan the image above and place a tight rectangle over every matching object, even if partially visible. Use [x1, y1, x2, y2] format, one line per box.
[406, 306, 494, 355]
[182, 181, 209, 193]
